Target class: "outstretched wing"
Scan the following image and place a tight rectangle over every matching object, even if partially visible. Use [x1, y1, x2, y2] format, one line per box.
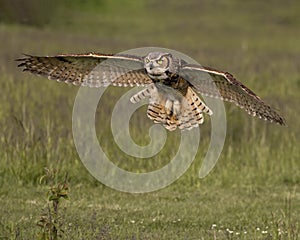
[17, 52, 152, 87]
[181, 64, 285, 125]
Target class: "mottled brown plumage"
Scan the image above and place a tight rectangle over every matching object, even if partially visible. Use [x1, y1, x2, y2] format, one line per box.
[17, 51, 285, 130]
[180, 65, 285, 125]
[17, 53, 152, 87]
[130, 83, 212, 130]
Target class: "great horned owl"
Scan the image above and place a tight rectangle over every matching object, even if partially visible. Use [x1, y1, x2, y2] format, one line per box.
[17, 51, 285, 130]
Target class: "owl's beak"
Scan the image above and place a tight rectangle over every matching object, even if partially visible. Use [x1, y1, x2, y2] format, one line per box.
[149, 62, 154, 70]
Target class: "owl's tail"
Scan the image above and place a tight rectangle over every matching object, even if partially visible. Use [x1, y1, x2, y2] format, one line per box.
[147, 87, 212, 131]
[130, 84, 212, 131]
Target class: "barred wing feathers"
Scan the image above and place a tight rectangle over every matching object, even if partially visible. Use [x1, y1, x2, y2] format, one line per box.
[17, 53, 152, 87]
[181, 64, 285, 125]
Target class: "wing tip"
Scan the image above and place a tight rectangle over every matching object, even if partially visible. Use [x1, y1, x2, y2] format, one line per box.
[276, 116, 287, 126]
[258, 112, 286, 126]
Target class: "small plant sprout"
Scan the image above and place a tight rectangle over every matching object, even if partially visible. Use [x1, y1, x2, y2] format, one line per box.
[37, 168, 69, 240]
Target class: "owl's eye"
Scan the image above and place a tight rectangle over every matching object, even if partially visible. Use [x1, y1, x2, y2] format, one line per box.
[145, 58, 150, 63]
[157, 59, 163, 64]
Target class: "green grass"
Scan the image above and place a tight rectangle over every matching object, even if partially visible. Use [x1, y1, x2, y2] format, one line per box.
[0, 0, 299, 239]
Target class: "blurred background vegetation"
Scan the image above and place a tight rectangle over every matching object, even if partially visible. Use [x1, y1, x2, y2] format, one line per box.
[0, 0, 299, 239]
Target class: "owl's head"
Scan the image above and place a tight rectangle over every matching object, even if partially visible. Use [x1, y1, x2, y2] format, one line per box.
[144, 52, 175, 79]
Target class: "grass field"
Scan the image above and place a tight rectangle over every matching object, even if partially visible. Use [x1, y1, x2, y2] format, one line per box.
[0, 0, 299, 239]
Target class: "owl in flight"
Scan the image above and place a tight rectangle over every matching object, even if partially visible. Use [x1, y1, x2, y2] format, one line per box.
[17, 51, 285, 130]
